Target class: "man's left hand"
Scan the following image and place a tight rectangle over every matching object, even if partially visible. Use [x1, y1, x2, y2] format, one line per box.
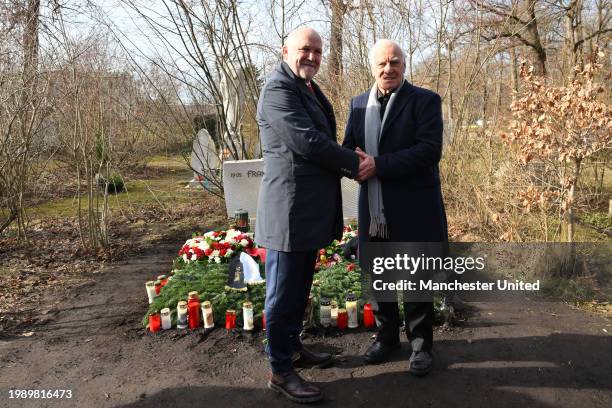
[356, 147, 376, 182]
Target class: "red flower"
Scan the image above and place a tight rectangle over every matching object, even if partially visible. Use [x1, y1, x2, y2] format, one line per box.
[245, 247, 259, 258]
[193, 247, 204, 258]
[319, 249, 325, 255]
[219, 248, 227, 257]
[346, 263, 356, 272]
[204, 248, 213, 256]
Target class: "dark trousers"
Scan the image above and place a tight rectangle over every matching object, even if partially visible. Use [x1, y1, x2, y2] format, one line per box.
[369, 236, 434, 352]
[264, 248, 317, 373]
[374, 300, 434, 352]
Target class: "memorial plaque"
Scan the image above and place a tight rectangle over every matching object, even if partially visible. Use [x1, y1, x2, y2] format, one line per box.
[222, 159, 358, 220]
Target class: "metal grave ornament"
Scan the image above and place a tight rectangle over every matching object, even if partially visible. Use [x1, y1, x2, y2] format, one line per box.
[225, 256, 247, 292]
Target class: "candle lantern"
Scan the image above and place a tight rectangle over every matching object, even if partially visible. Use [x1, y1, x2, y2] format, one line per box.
[319, 298, 331, 327]
[157, 275, 168, 287]
[201, 301, 214, 329]
[234, 209, 249, 232]
[145, 281, 156, 304]
[160, 308, 172, 330]
[363, 303, 376, 328]
[154, 280, 162, 295]
[149, 312, 161, 333]
[346, 292, 359, 328]
[337, 308, 348, 330]
[330, 300, 338, 327]
[177, 301, 188, 329]
[187, 291, 201, 329]
[225, 309, 236, 329]
[243, 302, 254, 331]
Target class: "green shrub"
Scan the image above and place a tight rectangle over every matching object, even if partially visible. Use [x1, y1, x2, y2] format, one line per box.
[106, 174, 125, 194]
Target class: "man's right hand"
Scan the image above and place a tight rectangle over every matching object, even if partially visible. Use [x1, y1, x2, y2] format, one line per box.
[356, 148, 376, 182]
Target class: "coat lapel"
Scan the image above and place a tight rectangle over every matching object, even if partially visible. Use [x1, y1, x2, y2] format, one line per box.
[279, 62, 336, 137]
[380, 81, 414, 137]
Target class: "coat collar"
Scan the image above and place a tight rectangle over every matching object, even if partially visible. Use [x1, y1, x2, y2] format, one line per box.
[380, 80, 414, 136]
[276, 61, 336, 133]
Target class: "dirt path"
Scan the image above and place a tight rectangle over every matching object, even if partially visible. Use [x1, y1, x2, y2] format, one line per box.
[1, 240, 611, 408]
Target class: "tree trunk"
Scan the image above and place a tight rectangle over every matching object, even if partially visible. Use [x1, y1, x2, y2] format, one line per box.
[328, 0, 347, 102]
[522, 0, 547, 76]
[510, 47, 519, 94]
[566, 159, 581, 242]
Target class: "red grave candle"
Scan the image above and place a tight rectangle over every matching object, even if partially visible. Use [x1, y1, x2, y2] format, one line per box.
[337, 308, 348, 330]
[363, 303, 376, 328]
[154, 280, 162, 295]
[149, 313, 161, 333]
[225, 309, 236, 329]
[187, 291, 201, 329]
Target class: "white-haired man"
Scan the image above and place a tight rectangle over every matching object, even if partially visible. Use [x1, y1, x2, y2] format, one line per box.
[343, 39, 448, 376]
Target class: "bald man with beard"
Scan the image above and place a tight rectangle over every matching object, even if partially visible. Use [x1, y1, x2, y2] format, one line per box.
[256, 27, 365, 403]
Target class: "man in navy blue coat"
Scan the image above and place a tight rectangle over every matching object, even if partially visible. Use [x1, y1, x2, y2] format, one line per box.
[343, 39, 448, 376]
[256, 27, 363, 403]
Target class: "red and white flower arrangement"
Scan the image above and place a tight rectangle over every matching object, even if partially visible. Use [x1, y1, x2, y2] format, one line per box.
[178, 228, 258, 264]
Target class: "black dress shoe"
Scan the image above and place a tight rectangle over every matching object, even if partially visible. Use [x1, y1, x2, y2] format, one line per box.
[408, 351, 433, 376]
[363, 340, 400, 364]
[294, 345, 333, 368]
[268, 370, 323, 403]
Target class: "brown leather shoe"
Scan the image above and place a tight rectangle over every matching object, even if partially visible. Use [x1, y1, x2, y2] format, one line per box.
[294, 345, 333, 368]
[268, 370, 323, 403]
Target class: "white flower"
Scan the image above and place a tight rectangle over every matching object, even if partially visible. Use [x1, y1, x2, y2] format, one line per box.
[196, 241, 210, 250]
[214, 256, 221, 264]
[226, 249, 234, 257]
[182, 254, 188, 262]
[204, 231, 216, 238]
[191, 254, 198, 261]
[240, 239, 249, 247]
[211, 250, 220, 257]
[226, 229, 241, 241]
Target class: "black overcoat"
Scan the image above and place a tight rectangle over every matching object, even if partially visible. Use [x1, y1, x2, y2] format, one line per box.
[342, 81, 448, 245]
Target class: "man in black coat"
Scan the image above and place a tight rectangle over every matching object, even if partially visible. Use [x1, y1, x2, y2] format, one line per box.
[256, 27, 362, 403]
[343, 39, 448, 376]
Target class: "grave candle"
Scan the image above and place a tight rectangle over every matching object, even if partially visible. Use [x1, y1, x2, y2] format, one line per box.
[337, 308, 348, 330]
[187, 291, 201, 329]
[201, 301, 214, 329]
[330, 300, 338, 327]
[319, 298, 331, 327]
[154, 280, 162, 295]
[148, 312, 161, 333]
[157, 274, 168, 287]
[363, 303, 376, 328]
[225, 309, 236, 329]
[177, 301, 188, 329]
[145, 281, 156, 304]
[346, 292, 359, 328]
[160, 308, 172, 330]
[243, 302, 254, 331]
[234, 209, 249, 232]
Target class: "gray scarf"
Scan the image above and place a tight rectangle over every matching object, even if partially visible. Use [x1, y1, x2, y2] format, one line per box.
[364, 81, 402, 238]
